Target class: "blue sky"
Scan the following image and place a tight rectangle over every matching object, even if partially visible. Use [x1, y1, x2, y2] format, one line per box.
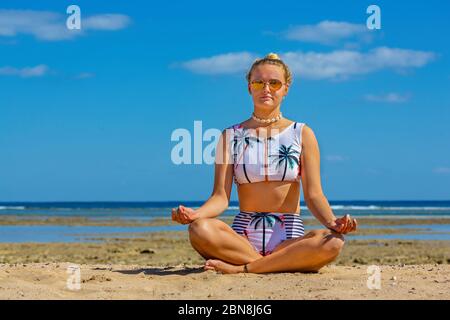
[0, 0, 449, 201]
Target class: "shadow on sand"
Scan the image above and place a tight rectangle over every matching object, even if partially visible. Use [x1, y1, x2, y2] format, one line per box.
[113, 266, 205, 276]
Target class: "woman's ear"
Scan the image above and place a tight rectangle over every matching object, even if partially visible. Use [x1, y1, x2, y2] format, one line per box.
[284, 85, 289, 97]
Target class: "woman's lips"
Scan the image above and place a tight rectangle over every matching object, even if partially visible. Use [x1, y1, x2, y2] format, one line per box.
[260, 96, 272, 100]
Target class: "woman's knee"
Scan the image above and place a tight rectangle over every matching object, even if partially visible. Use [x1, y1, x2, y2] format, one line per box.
[188, 218, 220, 242]
[307, 229, 344, 258]
[321, 230, 345, 259]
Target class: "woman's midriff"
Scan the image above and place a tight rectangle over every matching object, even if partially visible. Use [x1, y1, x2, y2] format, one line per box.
[237, 181, 301, 214]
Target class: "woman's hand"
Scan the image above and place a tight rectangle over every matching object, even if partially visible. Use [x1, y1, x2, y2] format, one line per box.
[327, 214, 357, 234]
[171, 205, 199, 225]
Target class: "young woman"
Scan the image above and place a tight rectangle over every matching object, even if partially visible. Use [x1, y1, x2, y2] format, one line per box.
[172, 53, 357, 274]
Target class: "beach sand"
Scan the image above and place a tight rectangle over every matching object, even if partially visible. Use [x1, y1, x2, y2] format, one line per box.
[0, 262, 449, 300]
[0, 217, 449, 299]
[1, 230, 449, 266]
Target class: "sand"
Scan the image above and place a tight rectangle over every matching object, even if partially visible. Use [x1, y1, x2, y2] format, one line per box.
[1, 217, 449, 299]
[1, 231, 449, 266]
[0, 262, 449, 300]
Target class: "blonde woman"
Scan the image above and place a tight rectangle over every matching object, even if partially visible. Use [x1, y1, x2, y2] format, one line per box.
[172, 53, 357, 274]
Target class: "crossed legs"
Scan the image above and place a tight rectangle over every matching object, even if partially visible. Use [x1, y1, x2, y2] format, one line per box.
[188, 217, 263, 265]
[188, 218, 345, 274]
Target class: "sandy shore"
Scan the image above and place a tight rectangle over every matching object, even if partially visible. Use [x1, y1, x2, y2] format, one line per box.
[0, 216, 449, 299]
[1, 231, 449, 266]
[0, 262, 449, 300]
[1, 216, 450, 226]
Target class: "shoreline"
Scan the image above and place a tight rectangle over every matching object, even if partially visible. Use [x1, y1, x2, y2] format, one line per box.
[0, 216, 449, 265]
[1, 215, 450, 226]
[0, 231, 449, 265]
[1, 217, 449, 299]
[1, 216, 450, 243]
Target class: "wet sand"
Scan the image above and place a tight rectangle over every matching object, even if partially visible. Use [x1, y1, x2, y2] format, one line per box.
[0, 231, 449, 266]
[1, 215, 450, 226]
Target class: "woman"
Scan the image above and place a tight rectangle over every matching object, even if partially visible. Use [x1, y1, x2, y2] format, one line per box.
[171, 53, 357, 274]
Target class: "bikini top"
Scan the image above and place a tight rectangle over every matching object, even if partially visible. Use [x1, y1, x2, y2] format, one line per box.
[225, 121, 306, 185]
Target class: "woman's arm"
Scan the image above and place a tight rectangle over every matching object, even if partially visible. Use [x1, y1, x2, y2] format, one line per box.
[192, 129, 234, 219]
[173, 129, 234, 223]
[300, 125, 337, 228]
[300, 125, 357, 233]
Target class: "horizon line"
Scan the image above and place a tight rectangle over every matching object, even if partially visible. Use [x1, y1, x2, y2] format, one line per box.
[1, 199, 450, 203]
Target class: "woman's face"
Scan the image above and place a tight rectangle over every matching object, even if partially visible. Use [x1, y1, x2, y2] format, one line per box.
[248, 64, 289, 111]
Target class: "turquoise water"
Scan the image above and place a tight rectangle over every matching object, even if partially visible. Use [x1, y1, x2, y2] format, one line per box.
[0, 225, 187, 243]
[1, 200, 450, 219]
[1, 201, 450, 243]
[0, 224, 449, 243]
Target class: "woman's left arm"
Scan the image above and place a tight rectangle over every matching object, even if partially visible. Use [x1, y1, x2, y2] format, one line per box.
[300, 125, 357, 233]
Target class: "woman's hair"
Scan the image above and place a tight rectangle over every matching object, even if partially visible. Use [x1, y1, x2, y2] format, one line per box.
[246, 53, 293, 86]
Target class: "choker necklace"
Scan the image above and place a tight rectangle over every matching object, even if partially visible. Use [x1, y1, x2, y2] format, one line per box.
[251, 112, 283, 124]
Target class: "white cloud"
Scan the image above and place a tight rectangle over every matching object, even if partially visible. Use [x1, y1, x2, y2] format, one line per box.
[0, 64, 48, 77]
[282, 47, 436, 80]
[325, 155, 348, 162]
[179, 47, 436, 80]
[178, 52, 258, 75]
[364, 93, 411, 103]
[0, 9, 131, 41]
[433, 167, 450, 174]
[282, 20, 372, 45]
[0, 10, 68, 40]
[83, 14, 131, 31]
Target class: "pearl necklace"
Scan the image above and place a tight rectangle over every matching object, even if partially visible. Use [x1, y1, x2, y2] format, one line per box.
[251, 112, 283, 124]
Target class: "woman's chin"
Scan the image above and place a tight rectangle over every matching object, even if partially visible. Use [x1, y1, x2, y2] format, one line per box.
[255, 101, 274, 108]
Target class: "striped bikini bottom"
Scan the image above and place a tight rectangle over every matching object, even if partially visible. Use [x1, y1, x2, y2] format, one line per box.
[231, 211, 305, 256]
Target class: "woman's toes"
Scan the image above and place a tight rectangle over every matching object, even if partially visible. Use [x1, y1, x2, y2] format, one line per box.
[205, 259, 215, 267]
[204, 259, 222, 272]
[203, 259, 244, 274]
[204, 259, 218, 271]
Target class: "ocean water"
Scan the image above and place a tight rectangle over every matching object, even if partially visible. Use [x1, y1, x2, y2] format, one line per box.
[0, 201, 450, 242]
[1, 200, 450, 219]
[0, 225, 188, 243]
[0, 224, 449, 243]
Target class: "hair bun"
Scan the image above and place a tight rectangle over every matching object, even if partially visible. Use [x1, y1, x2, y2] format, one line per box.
[246, 52, 292, 86]
[265, 52, 280, 60]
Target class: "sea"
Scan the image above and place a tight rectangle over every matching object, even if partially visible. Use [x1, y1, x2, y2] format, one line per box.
[0, 200, 450, 243]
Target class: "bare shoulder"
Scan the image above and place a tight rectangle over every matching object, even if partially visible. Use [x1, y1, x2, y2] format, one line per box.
[301, 124, 318, 147]
[240, 119, 251, 127]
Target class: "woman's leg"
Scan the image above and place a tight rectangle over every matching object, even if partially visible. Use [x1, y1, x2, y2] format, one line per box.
[189, 218, 263, 265]
[204, 229, 344, 273]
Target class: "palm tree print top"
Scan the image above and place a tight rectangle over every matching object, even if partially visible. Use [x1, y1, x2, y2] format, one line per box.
[227, 121, 306, 185]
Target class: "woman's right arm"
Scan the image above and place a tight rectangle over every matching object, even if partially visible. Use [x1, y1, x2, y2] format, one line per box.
[193, 129, 234, 219]
[172, 129, 234, 223]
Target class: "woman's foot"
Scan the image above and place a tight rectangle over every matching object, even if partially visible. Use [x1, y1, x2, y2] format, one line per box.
[204, 259, 245, 274]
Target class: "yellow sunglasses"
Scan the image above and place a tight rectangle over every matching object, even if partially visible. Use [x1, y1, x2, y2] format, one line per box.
[250, 79, 285, 91]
